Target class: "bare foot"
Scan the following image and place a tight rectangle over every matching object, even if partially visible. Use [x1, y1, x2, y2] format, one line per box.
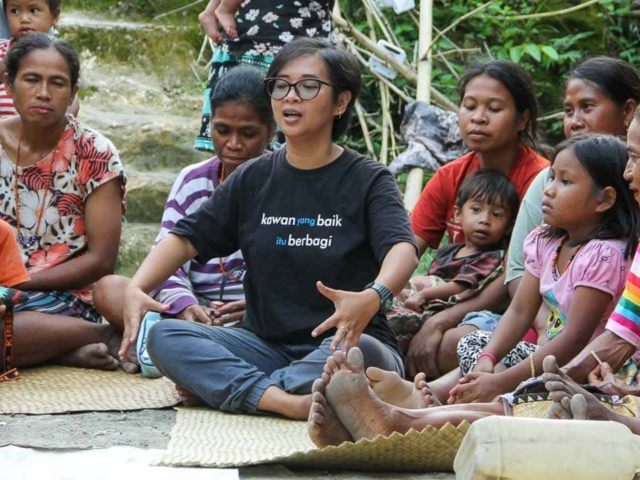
[106, 330, 139, 374]
[198, 9, 223, 44]
[367, 367, 438, 409]
[55, 343, 118, 370]
[176, 385, 206, 407]
[308, 378, 352, 447]
[215, 4, 238, 38]
[324, 347, 418, 441]
[542, 355, 613, 422]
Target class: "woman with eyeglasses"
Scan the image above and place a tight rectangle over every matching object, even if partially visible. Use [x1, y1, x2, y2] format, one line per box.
[120, 38, 419, 419]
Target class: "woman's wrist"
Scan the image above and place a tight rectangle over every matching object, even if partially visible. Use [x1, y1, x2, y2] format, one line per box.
[477, 352, 498, 365]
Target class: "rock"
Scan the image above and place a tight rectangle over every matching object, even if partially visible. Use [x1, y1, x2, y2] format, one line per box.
[116, 223, 159, 277]
[125, 170, 176, 223]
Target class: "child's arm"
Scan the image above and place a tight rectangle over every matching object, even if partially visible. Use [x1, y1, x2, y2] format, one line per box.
[405, 281, 467, 308]
[493, 285, 612, 392]
[473, 270, 543, 368]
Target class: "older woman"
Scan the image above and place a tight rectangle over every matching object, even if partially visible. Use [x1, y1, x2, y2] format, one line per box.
[0, 34, 125, 370]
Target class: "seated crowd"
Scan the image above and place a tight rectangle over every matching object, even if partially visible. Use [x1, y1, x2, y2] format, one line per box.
[3, 9, 640, 450]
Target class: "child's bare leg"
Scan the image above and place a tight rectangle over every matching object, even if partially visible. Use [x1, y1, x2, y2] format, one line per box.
[215, 0, 242, 38]
[9, 310, 121, 370]
[93, 274, 129, 330]
[322, 348, 501, 442]
[199, 0, 223, 43]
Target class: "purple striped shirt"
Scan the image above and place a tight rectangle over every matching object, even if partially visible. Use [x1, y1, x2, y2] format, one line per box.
[153, 157, 245, 314]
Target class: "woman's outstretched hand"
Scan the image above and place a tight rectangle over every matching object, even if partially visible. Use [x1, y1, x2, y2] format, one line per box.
[312, 281, 379, 352]
[119, 285, 170, 361]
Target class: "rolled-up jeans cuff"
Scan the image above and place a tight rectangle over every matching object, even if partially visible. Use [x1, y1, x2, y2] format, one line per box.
[242, 376, 276, 414]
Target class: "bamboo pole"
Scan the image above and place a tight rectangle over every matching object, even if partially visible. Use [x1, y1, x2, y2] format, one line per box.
[404, 0, 433, 212]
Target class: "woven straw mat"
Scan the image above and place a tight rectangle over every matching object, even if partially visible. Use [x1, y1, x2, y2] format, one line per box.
[0, 366, 180, 414]
[512, 392, 637, 419]
[154, 407, 470, 471]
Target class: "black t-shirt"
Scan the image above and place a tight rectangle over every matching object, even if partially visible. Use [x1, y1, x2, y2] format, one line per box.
[172, 147, 416, 355]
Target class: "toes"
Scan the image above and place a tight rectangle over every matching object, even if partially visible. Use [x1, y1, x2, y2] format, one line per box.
[346, 347, 364, 373]
[365, 366, 386, 383]
[312, 378, 326, 395]
[119, 361, 140, 374]
[414, 372, 426, 388]
[546, 400, 572, 420]
[570, 394, 588, 420]
[332, 350, 347, 369]
[542, 355, 561, 375]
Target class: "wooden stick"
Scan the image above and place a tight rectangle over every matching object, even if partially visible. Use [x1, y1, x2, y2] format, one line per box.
[492, 0, 602, 21]
[590, 350, 605, 368]
[355, 101, 378, 161]
[154, 0, 205, 20]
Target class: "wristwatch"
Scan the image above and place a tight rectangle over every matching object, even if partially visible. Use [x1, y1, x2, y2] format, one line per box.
[364, 282, 394, 313]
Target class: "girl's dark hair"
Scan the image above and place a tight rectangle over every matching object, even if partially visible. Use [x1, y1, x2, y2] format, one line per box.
[210, 66, 274, 130]
[5, 33, 79, 89]
[4, 0, 61, 13]
[455, 169, 520, 222]
[458, 60, 538, 147]
[570, 57, 640, 107]
[267, 37, 361, 141]
[545, 134, 640, 259]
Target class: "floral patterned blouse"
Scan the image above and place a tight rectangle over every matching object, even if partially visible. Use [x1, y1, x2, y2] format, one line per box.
[0, 115, 126, 304]
[224, 0, 335, 58]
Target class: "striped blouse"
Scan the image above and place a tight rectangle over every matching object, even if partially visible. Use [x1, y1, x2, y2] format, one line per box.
[152, 157, 245, 314]
[0, 38, 16, 118]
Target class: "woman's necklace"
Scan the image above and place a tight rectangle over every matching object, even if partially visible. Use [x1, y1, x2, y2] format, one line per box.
[550, 236, 585, 281]
[12, 127, 56, 249]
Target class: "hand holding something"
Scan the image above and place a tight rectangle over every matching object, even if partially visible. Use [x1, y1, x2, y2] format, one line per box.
[406, 320, 445, 380]
[312, 281, 379, 352]
[587, 362, 630, 397]
[404, 293, 425, 312]
[177, 304, 213, 325]
[120, 285, 169, 361]
[211, 299, 246, 326]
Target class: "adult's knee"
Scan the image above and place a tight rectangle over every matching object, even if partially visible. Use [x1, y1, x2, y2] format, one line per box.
[147, 319, 184, 361]
[358, 335, 402, 373]
[438, 326, 477, 372]
[93, 275, 129, 314]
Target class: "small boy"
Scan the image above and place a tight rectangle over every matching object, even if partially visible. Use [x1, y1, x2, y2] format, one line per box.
[388, 170, 519, 352]
[0, 0, 63, 117]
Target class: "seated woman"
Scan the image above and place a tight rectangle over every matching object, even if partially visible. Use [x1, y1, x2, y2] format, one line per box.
[119, 38, 418, 419]
[94, 66, 275, 349]
[406, 60, 549, 379]
[437, 57, 640, 373]
[0, 34, 127, 370]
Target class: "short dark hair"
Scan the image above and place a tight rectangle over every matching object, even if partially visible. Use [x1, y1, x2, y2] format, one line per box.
[210, 66, 274, 131]
[570, 57, 640, 107]
[5, 33, 79, 89]
[455, 169, 520, 222]
[546, 134, 640, 259]
[459, 60, 538, 148]
[267, 37, 361, 141]
[4, 0, 61, 14]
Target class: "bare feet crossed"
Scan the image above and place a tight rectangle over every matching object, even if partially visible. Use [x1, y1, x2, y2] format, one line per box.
[367, 367, 440, 409]
[215, 3, 238, 38]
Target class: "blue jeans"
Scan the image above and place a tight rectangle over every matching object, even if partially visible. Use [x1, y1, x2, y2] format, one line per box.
[147, 320, 403, 414]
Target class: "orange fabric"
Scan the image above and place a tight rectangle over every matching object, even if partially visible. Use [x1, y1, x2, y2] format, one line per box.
[0, 219, 29, 287]
[410, 146, 549, 249]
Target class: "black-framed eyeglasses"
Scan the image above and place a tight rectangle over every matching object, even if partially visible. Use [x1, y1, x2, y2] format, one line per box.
[264, 77, 333, 101]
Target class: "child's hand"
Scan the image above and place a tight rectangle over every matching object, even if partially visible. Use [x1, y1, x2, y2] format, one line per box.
[473, 355, 495, 374]
[447, 372, 508, 404]
[404, 293, 425, 312]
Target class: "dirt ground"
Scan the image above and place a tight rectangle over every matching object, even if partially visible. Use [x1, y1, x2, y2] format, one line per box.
[0, 410, 455, 479]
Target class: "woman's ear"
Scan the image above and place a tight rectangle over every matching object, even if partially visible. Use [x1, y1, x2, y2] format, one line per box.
[334, 91, 352, 117]
[624, 99, 637, 131]
[517, 109, 531, 133]
[596, 186, 617, 213]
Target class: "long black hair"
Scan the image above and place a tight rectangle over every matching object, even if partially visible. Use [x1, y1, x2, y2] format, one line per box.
[545, 134, 640, 259]
[459, 60, 538, 148]
[267, 37, 361, 141]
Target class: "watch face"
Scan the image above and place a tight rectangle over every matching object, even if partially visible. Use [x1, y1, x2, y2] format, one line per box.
[381, 295, 393, 311]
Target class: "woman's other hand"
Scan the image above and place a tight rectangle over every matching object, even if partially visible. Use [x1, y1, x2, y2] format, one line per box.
[177, 304, 213, 325]
[211, 299, 246, 326]
[312, 281, 379, 352]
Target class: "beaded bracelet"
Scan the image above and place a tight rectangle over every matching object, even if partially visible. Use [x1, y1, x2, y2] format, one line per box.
[477, 352, 498, 366]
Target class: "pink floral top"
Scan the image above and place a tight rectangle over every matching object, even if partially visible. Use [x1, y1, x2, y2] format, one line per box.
[0, 115, 126, 304]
